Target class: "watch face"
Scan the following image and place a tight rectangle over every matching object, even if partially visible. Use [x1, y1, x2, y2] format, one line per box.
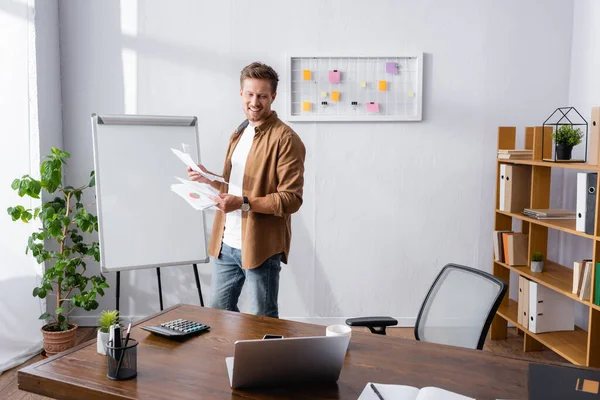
[241, 203, 250, 212]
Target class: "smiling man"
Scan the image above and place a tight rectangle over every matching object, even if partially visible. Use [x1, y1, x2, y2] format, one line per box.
[188, 62, 306, 318]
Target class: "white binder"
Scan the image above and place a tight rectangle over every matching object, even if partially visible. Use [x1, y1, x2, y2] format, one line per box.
[577, 172, 588, 232]
[500, 164, 506, 210]
[529, 281, 574, 334]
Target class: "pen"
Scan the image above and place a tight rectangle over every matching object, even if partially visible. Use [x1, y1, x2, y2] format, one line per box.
[370, 383, 385, 400]
[115, 319, 132, 378]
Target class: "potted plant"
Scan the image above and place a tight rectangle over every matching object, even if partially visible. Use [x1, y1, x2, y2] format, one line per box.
[531, 252, 544, 273]
[7, 147, 109, 356]
[552, 125, 584, 160]
[97, 310, 120, 355]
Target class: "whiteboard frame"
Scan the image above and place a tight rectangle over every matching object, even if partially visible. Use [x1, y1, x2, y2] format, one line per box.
[285, 53, 424, 122]
[91, 113, 211, 273]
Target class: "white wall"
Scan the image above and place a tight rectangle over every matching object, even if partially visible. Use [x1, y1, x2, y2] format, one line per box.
[0, 0, 62, 372]
[56, 0, 575, 325]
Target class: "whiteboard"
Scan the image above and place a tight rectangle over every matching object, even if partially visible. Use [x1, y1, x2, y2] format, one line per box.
[91, 114, 210, 272]
[287, 54, 423, 122]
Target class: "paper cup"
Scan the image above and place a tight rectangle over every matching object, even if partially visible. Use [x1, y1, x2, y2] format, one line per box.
[326, 324, 352, 338]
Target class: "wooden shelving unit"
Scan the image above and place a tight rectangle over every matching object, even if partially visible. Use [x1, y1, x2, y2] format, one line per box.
[491, 126, 600, 367]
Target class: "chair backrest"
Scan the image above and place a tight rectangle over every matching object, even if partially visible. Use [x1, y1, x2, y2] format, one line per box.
[414, 263, 508, 350]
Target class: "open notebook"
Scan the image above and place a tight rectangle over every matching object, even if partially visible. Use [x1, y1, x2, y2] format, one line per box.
[358, 383, 473, 400]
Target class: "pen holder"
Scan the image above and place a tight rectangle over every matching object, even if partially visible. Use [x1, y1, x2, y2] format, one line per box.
[106, 338, 138, 380]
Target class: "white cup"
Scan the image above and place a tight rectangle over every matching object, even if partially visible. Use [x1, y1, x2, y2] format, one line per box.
[326, 324, 352, 338]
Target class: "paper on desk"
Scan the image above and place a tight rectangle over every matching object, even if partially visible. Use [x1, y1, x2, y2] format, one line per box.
[174, 177, 219, 198]
[358, 383, 474, 400]
[170, 183, 216, 211]
[171, 148, 227, 184]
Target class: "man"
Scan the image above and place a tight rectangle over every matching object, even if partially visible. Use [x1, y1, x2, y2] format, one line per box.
[188, 62, 306, 318]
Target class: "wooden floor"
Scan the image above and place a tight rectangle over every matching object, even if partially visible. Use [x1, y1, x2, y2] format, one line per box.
[1, 326, 567, 399]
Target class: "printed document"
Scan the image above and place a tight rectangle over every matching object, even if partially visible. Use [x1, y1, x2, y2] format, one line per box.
[171, 148, 227, 184]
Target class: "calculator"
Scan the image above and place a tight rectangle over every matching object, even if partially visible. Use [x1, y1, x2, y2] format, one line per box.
[141, 318, 210, 338]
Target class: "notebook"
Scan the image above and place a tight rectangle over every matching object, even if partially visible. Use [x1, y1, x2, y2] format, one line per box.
[358, 383, 473, 400]
[529, 362, 600, 399]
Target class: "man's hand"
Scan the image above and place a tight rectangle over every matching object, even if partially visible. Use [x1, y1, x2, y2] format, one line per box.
[187, 164, 212, 185]
[210, 193, 243, 213]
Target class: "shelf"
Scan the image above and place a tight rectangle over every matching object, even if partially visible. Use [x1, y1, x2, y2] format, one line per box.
[497, 158, 599, 171]
[494, 260, 597, 308]
[496, 210, 596, 240]
[497, 299, 588, 366]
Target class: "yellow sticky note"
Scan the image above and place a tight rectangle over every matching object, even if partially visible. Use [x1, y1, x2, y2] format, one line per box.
[379, 80, 387, 91]
[408, 92, 415, 98]
[302, 102, 311, 111]
[303, 70, 311, 80]
[321, 91, 327, 97]
[360, 81, 366, 88]
[331, 91, 340, 102]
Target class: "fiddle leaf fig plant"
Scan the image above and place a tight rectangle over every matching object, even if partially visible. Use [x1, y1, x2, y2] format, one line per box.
[7, 147, 108, 331]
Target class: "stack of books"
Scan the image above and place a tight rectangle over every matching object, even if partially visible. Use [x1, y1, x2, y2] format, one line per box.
[522, 208, 576, 219]
[498, 149, 533, 159]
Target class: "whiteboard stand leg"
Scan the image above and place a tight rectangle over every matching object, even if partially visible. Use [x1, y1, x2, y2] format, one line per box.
[116, 271, 120, 312]
[193, 264, 204, 307]
[156, 268, 164, 311]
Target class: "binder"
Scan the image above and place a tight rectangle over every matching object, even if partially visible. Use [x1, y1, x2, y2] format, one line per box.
[506, 233, 528, 266]
[499, 164, 506, 210]
[502, 165, 531, 213]
[579, 261, 593, 302]
[576, 172, 597, 235]
[573, 261, 586, 294]
[493, 230, 511, 262]
[522, 277, 529, 330]
[588, 106, 600, 165]
[529, 281, 575, 334]
[518, 276, 525, 326]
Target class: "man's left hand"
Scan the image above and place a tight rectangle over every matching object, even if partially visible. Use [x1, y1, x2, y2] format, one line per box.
[210, 193, 243, 213]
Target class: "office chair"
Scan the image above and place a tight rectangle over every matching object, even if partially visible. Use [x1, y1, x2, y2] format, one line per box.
[345, 263, 508, 350]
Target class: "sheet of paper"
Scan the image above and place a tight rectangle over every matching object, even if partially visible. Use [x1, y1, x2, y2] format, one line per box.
[386, 62, 398, 74]
[331, 91, 340, 102]
[303, 70, 311, 80]
[418, 387, 474, 400]
[328, 70, 341, 83]
[171, 148, 227, 184]
[379, 80, 387, 91]
[358, 383, 419, 400]
[170, 184, 216, 211]
[174, 177, 219, 197]
[408, 91, 415, 97]
[366, 102, 379, 113]
[321, 91, 328, 97]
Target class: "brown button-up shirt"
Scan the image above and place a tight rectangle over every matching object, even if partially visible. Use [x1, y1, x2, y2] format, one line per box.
[208, 111, 306, 269]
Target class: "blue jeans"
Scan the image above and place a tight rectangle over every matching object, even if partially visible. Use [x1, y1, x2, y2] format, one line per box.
[210, 243, 282, 318]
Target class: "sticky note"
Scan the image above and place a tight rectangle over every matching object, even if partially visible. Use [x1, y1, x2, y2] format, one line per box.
[331, 91, 340, 102]
[321, 91, 328, 97]
[379, 80, 387, 91]
[303, 70, 311, 80]
[386, 62, 398, 74]
[366, 102, 379, 113]
[408, 91, 415, 98]
[328, 70, 341, 83]
[302, 102, 311, 112]
[360, 81, 367, 88]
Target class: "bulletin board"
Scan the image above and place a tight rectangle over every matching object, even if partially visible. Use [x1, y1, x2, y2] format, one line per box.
[286, 54, 423, 122]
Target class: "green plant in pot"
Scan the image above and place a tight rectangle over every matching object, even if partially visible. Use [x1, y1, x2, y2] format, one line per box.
[7, 147, 108, 356]
[97, 310, 120, 355]
[552, 125, 584, 160]
[531, 251, 544, 273]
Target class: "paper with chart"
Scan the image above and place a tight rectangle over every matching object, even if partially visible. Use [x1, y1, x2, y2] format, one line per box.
[170, 183, 216, 211]
[174, 176, 219, 198]
[171, 148, 227, 184]
[358, 383, 473, 400]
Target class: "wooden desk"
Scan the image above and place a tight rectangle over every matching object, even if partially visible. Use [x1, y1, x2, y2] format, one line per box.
[19, 304, 537, 399]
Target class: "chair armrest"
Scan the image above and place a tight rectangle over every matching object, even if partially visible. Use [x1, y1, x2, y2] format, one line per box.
[345, 316, 398, 335]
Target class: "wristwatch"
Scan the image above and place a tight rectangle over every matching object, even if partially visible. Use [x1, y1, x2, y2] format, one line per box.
[241, 196, 250, 212]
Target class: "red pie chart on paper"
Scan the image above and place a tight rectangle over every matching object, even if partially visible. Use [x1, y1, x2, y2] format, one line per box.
[189, 192, 200, 199]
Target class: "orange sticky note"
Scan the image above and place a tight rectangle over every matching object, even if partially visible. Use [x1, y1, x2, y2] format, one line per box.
[331, 91, 340, 102]
[379, 80, 387, 91]
[302, 102, 311, 111]
[303, 70, 311, 80]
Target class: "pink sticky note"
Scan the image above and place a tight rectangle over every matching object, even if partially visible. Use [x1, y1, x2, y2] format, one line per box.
[328, 70, 341, 83]
[366, 102, 379, 113]
[386, 62, 398, 74]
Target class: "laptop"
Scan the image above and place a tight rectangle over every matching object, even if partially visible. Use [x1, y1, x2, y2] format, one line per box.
[529, 362, 600, 399]
[225, 335, 350, 389]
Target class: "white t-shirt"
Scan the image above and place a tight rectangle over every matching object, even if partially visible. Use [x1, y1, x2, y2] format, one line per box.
[222, 123, 255, 249]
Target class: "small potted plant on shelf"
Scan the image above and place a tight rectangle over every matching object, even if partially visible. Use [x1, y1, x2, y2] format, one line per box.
[7, 147, 109, 356]
[552, 125, 584, 160]
[97, 310, 120, 355]
[531, 252, 544, 273]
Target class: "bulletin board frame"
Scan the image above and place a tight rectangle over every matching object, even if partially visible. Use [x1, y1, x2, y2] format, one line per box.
[286, 53, 423, 122]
